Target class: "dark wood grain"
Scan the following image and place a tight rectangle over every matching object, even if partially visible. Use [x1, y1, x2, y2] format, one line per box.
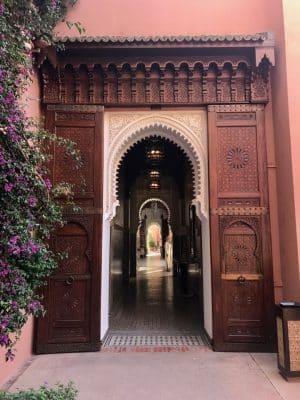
[208, 106, 274, 351]
[34, 106, 103, 354]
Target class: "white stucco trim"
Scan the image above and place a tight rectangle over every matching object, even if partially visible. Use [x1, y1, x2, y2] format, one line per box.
[138, 197, 171, 224]
[103, 111, 208, 221]
[101, 110, 213, 339]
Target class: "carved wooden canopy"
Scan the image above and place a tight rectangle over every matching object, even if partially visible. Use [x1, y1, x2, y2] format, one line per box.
[40, 33, 275, 106]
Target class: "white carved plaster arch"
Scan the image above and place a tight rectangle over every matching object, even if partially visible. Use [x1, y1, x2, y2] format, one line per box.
[104, 111, 208, 221]
[138, 198, 171, 224]
[101, 110, 212, 340]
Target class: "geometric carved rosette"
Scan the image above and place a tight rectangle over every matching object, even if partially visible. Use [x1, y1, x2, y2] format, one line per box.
[217, 126, 259, 193]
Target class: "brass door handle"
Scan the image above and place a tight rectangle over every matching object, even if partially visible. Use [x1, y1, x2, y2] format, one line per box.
[237, 275, 246, 284]
[65, 276, 75, 285]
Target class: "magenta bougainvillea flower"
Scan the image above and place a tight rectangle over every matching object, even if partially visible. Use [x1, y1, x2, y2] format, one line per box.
[0, 0, 80, 362]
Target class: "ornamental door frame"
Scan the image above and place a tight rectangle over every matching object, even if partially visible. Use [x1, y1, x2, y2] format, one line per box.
[35, 33, 280, 352]
[101, 109, 212, 338]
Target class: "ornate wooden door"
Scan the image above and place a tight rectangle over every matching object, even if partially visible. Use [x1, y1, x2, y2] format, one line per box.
[34, 105, 103, 353]
[208, 105, 274, 351]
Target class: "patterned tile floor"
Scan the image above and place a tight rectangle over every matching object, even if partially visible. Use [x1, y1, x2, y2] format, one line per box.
[104, 335, 205, 347]
[105, 255, 208, 349]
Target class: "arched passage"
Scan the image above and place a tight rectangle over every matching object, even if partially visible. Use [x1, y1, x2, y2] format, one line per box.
[138, 198, 171, 224]
[137, 198, 171, 260]
[104, 111, 208, 220]
[101, 110, 212, 339]
[146, 223, 162, 254]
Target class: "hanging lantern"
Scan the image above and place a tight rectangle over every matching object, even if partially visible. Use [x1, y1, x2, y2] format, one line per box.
[149, 181, 160, 190]
[146, 139, 165, 164]
[149, 169, 160, 180]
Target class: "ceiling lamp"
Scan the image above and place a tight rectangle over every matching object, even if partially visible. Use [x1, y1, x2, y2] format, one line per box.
[146, 139, 165, 164]
[149, 181, 160, 190]
[149, 170, 160, 180]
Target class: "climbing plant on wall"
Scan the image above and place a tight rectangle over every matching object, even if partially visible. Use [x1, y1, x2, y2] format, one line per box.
[0, 0, 82, 361]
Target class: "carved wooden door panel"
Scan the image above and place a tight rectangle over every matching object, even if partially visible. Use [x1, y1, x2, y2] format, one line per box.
[35, 106, 103, 353]
[208, 105, 274, 351]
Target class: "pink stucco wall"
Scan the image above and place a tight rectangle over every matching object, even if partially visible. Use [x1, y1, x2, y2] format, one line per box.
[0, 318, 33, 387]
[281, 1, 300, 299]
[56, 0, 282, 36]
[0, 74, 40, 388]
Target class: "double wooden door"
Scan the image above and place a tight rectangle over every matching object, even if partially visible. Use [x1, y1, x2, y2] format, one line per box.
[35, 106, 103, 353]
[35, 104, 274, 353]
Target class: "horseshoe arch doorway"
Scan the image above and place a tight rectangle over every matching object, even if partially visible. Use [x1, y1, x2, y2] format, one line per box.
[101, 110, 212, 339]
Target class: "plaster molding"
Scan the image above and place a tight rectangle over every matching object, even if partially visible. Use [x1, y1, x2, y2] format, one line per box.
[138, 198, 171, 223]
[104, 110, 208, 221]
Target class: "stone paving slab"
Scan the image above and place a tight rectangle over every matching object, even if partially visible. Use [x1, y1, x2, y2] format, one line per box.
[5, 350, 300, 400]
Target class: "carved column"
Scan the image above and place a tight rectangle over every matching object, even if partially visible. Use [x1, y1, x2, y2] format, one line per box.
[79, 65, 89, 103]
[191, 64, 203, 103]
[58, 67, 66, 103]
[42, 65, 59, 103]
[251, 66, 269, 103]
[230, 68, 237, 103]
[163, 64, 175, 103]
[145, 67, 151, 103]
[87, 66, 94, 103]
[177, 64, 189, 103]
[120, 66, 132, 103]
[135, 65, 146, 103]
[73, 66, 80, 103]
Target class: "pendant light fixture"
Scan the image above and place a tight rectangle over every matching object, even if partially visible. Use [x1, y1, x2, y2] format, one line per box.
[146, 139, 165, 164]
[149, 169, 160, 180]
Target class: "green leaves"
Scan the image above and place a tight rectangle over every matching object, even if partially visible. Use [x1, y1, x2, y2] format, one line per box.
[0, 382, 78, 399]
[65, 20, 85, 34]
[0, 0, 81, 362]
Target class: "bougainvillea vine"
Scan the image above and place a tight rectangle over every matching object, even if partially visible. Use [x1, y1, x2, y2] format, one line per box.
[0, 0, 82, 361]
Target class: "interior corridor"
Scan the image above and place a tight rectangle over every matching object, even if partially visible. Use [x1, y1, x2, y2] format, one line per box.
[106, 135, 206, 347]
[108, 255, 204, 336]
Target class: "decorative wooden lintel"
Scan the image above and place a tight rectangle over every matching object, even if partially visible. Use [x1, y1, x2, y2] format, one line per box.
[41, 59, 271, 105]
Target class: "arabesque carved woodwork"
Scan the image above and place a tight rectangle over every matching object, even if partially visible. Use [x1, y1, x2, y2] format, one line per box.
[34, 107, 103, 354]
[208, 105, 274, 350]
[35, 34, 275, 353]
[41, 59, 270, 105]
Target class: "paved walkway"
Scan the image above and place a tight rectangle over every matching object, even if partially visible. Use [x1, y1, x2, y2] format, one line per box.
[4, 256, 300, 399]
[4, 351, 300, 400]
[110, 255, 204, 334]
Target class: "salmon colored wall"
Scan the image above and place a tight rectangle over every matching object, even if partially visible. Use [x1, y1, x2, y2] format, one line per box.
[280, 1, 300, 299]
[267, 1, 300, 301]
[0, 318, 33, 388]
[56, 0, 282, 36]
[0, 74, 40, 388]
